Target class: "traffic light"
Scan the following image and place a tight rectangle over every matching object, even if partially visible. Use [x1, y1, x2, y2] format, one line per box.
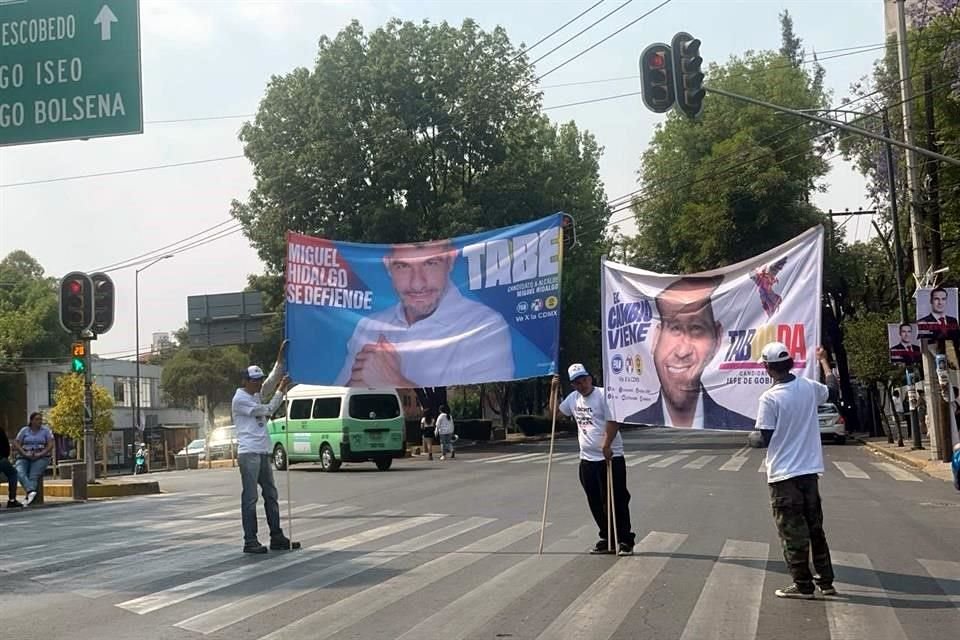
[59, 272, 94, 334]
[639, 43, 675, 113]
[71, 341, 86, 374]
[90, 272, 115, 335]
[671, 31, 705, 118]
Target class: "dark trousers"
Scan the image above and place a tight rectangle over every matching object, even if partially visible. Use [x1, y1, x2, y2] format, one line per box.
[769, 473, 834, 591]
[579, 457, 634, 546]
[238, 453, 283, 544]
[0, 457, 17, 500]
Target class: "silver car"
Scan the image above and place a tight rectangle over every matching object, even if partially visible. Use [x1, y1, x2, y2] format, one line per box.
[818, 403, 846, 444]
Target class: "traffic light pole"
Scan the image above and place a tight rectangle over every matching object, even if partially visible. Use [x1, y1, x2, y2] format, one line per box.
[83, 336, 95, 483]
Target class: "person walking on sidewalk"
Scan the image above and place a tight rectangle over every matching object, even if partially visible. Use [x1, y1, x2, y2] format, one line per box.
[420, 409, 436, 461]
[0, 428, 22, 508]
[436, 405, 455, 460]
[232, 341, 292, 554]
[13, 412, 53, 506]
[552, 364, 635, 555]
[756, 342, 839, 599]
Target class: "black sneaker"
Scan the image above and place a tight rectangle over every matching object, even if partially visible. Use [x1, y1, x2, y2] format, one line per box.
[450, 452, 455, 459]
[270, 535, 291, 550]
[6, 499, 23, 508]
[589, 540, 614, 554]
[775, 584, 815, 599]
[617, 542, 634, 556]
[818, 584, 837, 596]
[243, 542, 268, 554]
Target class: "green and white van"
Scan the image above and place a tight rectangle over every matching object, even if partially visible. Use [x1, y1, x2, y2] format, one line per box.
[267, 385, 405, 472]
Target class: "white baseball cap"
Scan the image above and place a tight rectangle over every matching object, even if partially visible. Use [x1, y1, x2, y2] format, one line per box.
[568, 363, 590, 381]
[759, 342, 791, 364]
[244, 365, 266, 380]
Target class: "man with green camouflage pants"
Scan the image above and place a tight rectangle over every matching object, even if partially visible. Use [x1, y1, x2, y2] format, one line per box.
[755, 342, 838, 599]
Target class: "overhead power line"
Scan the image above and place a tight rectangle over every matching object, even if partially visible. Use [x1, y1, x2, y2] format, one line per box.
[0, 155, 245, 189]
[528, 0, 635, 67]
[512, 0, 608, 61]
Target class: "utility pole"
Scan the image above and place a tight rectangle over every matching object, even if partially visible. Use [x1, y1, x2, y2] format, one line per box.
[922, 71, 954, 462]
[895, 0, 939, 454]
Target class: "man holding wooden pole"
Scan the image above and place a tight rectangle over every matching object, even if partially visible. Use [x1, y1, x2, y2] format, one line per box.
[552, 364, 635, 555]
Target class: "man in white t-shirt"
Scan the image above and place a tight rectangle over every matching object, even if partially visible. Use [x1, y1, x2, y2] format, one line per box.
[755, 341, 838, 599]
[553, 363, 635, 555]
[335, 241, 513, 387]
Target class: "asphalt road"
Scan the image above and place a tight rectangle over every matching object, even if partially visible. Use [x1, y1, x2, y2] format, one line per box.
[2, 428, 959, 640]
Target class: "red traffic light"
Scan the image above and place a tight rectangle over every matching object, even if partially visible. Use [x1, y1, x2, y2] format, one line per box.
[68, 279, 83, 295]
[648, 51, 667, 69]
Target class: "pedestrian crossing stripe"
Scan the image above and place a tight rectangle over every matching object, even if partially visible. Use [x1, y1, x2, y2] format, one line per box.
[462, 452, 924, 481]
[6, 499, 955, 640]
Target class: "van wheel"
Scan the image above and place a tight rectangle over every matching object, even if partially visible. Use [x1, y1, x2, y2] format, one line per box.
[273, 444, 287, 471]
[320, 444, 341, 472]
[375, 457, 393, 471]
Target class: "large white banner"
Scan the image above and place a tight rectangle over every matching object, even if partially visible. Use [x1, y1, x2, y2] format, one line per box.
[602, 226, 824, 431]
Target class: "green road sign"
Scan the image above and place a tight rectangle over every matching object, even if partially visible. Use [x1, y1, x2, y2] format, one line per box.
[0, 0, 142, 146]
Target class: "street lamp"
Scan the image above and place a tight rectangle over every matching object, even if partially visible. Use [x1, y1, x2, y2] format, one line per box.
[135, 255, 174, 441]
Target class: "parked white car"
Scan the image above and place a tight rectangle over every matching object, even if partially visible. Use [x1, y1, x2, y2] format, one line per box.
[818, 402, 846, 444]
[177, 439, 207, 460]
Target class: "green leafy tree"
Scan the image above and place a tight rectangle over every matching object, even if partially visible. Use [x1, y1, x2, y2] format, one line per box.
[231, 19, 611, 406]
[47, 374, 114, 441]
[160, 346, 248, 426]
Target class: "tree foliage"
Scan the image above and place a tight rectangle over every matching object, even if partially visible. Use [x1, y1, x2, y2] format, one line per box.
[843, 311, 901, 385]
[627, 25, 832, 272]
[232, 18, 611, 383]
[160, 346, 248, 425]
[47, 374, 114, 440]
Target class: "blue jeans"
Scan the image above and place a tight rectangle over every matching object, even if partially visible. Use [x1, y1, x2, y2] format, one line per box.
[238, 453, 282, 544]
[0, 458, 17, 500]
[15, 457, 48, 494]
[438, 433, 454, 457]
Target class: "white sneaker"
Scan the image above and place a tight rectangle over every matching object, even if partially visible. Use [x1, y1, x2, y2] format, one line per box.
[440, 455, 446, 461]
[25, 491, 37, 506]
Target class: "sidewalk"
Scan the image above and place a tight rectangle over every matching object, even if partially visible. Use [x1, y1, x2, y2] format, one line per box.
[851, 433, 955, 483]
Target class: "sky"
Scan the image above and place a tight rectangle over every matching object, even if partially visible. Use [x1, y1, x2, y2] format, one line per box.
[0, 0, 886, 359]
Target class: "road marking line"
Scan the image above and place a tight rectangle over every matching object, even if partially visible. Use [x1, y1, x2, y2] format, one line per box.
[626, 454, 662, 467]
[177, 517, 494, 634]
[71, 506, 361, 598]
[480, 452, 545, 464]
[719, 455, 749, 472]
[535, 531, 687, 640]
[826, 551, 910, 640]
[533, 453, 581, 464]
[680, 540, 768, 640]
[257, 521, 544, 640]
[870, 462, 922, 482]
[392, 526, 594, 640]
[833, 461, 870, 479]
[116, 513, 442, 615]
[682, 455, 717, 469]
[650, 454, 689, 468]
[918, 559, 960, 610]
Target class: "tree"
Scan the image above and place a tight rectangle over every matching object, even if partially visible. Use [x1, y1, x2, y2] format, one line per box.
[232, 19, 611, 403]
[47, 374, 114, 442]
[160, 346, 248, 426]
[626, 39, 832, 272]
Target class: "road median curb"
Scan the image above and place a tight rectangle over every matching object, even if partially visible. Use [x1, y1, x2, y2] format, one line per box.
[853, 435, 934, 472]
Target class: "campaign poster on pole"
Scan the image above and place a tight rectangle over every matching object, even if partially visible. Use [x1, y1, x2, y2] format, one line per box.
[915, 287, 960, 340]
[602, 226, 823, 431]
[887, 323, 922, 365]
[285, 214, 564, 388]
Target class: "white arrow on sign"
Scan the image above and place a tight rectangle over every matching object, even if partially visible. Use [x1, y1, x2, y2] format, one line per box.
[94, 4, 118, 41]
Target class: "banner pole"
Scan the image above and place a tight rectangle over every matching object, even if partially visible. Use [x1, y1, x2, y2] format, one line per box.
[537, 388, 560, 555]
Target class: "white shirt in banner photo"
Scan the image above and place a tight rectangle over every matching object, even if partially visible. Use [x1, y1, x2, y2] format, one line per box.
[559, 387, 624, 462]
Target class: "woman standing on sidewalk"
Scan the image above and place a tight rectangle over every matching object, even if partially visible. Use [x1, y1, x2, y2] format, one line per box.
[436, 405, 455, 461]
[420, 409, 436, 461]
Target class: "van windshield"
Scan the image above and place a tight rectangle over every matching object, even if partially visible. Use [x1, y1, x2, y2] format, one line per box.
[349, 395, 401, 420]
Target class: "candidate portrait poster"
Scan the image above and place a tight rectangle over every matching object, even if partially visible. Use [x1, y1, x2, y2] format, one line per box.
[887, 323, 922, 365]
[915, 287, 960, 340]
[602, 226, 824, 431]
[285, 214, 564, 388]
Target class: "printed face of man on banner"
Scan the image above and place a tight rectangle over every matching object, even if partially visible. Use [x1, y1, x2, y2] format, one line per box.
[624, 276, 753, 429]
[916, 287, 960, 340]
[336, 240, 514, 388]
[888, 323, 921, 365]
